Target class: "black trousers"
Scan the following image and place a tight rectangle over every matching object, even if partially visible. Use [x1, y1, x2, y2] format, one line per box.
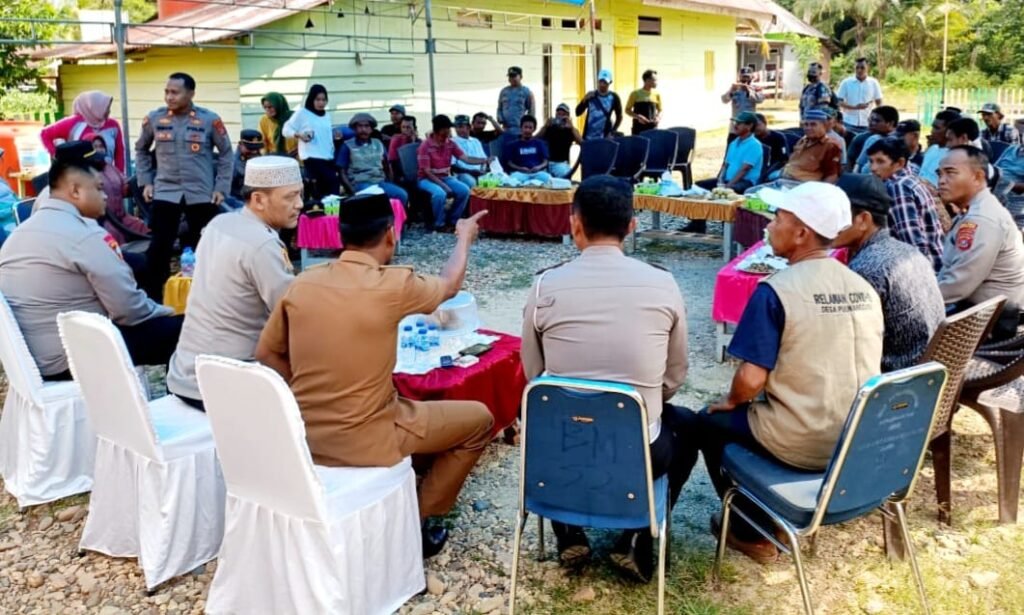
[551, 403, 699, 538]
[691, 404, 778, 541]
[304, 157, 340, 201]
[144, 198, 220, 301]
[42, 315, 185, 382]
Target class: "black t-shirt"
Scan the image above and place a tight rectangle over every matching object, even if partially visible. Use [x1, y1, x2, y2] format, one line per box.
[544, 126, 575, 163]
[381, 124, 401, 138]
[473, 130, 501, 146]
[757, 130, 788, 166]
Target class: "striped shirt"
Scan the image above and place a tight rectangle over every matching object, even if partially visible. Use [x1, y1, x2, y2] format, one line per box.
[885, 168, 944, 272]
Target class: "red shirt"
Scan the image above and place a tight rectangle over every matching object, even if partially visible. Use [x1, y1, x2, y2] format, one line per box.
[417, 137, 465, 179]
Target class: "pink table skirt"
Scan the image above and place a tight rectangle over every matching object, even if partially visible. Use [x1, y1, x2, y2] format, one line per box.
[296, 198, 406, 250]
[712, 241, 848, 325]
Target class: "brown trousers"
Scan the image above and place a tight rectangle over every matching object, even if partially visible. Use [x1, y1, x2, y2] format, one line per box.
[396, 400, 494, 518]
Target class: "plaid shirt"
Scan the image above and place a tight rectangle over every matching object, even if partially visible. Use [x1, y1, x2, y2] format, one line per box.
[885, 168, 945, 272]
[982, 123, 1021, 146]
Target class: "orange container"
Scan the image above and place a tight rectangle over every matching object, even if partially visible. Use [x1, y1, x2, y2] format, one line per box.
[0, 121, 48, 197]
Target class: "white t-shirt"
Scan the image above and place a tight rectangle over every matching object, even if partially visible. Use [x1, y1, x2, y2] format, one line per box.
[836, 76, 883, 127]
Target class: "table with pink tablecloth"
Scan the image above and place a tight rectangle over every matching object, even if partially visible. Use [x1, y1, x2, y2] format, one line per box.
[296, 198, 406, 250]
[711, 241, 848, 361]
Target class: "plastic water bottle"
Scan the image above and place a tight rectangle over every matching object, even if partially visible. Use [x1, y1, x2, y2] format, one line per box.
[415, 327, 431, 368]
[180, 247, 196, 277]
[427, 324, 440, 348]
[399, 325, 414, 366]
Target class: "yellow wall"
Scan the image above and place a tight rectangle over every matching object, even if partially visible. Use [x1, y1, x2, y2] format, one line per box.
[238, 0, 736, 131]
[59, 48, 242, 146]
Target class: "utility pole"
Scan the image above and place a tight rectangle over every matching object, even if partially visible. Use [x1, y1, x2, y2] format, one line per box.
[941, 3, 950, 107]
[589, 0, 598, 85]
[114, 0, 132, 172]
[425, 0, 437, 117]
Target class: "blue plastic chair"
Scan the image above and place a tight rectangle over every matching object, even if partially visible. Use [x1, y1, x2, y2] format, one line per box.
[509, 376, 670, 615]
[578, 139, 619, 179]
[713, 362, 948, 615]
[14, 199, 34, 226]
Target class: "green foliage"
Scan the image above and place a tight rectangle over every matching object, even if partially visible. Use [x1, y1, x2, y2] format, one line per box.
[780, 33, 822, 68]
[0, 0, 67, 96]
[77, 0, 157, 25]
[970, 0, 1024, 81]
[0, 90, 55, 120]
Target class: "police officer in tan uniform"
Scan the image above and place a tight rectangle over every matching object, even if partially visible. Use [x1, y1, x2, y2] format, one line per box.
[167, 156, 301, 410]
[136, 72, 233, 300]
[255, 194, 493, 558]
[937, 145, 1024, 339]
[0, 141, 181, 380]
[521, 176, 697, 583]
[699, 182, 883, 564]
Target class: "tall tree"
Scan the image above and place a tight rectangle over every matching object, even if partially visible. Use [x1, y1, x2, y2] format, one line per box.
[0, 0, 66, 98]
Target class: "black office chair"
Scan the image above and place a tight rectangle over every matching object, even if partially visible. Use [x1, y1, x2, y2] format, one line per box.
[30, 173, 48, 195]
[783, 131, 802, 155]
[638, 129, 678, 181]
[397, 142, 432, 224]
[759, 143, 772, 184]
[666, 127, 696, 188]
[611, 136, 650, 183]
[14, 199, 35, 225]
[577, 139, 619, 179]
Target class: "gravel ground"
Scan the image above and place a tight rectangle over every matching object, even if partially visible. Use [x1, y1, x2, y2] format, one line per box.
[0, 225, 735, 615]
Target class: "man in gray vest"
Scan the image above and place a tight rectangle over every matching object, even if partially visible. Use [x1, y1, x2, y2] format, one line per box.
[336, 113, 408, 205]
[521, 176, 697, 582]
[0, 141, 181, 380]
[937, 145, 1024, 339]
[136, 72, 234, 301]
[696, 181, 883, 563]
[166, 156, 302, 410]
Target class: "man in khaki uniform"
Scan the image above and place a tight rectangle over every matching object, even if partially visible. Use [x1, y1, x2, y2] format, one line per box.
[521, 176, 697, 583]
[698, 182, 883, 563]
[167, 156, 302, 409]
[936, 145, 1024, 339]
[256, 194, 493, 558]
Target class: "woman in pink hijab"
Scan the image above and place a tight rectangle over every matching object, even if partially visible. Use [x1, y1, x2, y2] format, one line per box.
[40, 91, 126, 172]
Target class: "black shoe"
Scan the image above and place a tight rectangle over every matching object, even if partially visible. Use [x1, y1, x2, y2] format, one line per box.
[680, 220, 707, 234]
[609, 530, 654, 583]
[421, 519, 449, 559]
[551, 522, 591, 569]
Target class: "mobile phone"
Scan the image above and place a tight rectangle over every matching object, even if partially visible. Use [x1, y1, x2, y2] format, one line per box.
[459, 343, 493, 357]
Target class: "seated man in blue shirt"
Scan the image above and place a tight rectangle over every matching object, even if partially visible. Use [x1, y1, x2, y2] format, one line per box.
[688, 111, 764, 233]
[503, 115, 552, 184]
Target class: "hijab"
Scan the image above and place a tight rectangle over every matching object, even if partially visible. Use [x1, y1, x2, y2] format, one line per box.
[304, 84, 328, 117]
[73, 91, 113, 129]
[261, 92, 293, 153]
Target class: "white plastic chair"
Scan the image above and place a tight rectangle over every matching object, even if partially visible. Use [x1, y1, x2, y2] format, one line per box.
[0, 291, 95, 507]
[57, 311, 225, 591]
[195, 355, 424, 615]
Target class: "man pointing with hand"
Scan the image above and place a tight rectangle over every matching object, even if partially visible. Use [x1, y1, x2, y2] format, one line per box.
[256, 195, 494, 559]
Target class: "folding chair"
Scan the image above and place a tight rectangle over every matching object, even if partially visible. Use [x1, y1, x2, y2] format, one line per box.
[196, 355, 423, 615]
[509, 376, 670, 615]
[57, 311, 225, 592]
[578, 139, 619, 179]
[0, 292, 94, 507]
[611, 136, 651, 183]
[989, 140, 1010, 163]
[666, 127, 696, 188]
[14, 199, 34, 225]
[714, 362, 949, 615]
[638, 129, 678, 181]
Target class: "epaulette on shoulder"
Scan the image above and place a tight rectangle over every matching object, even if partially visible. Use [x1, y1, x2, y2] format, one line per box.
[382, 264, 415, 271]
[302, 262, 330, 272]
[534, 260, 569, 276]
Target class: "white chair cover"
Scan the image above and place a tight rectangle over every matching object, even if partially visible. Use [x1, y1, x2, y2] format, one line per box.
[196, 355, 424, 615]
[57, 312, 225, 590]
[0, 291, 94, 507]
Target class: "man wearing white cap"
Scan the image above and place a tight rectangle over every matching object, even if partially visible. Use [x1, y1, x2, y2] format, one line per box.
[576, 68, 623, 140]
[694, 182, 883, 563]
[167, 155, 302, 409]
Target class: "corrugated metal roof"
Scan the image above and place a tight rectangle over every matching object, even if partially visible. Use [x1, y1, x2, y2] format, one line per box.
[641, 0, 775, 25]
[763, 0, 827, 39]
[33, 0, 327, 60]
